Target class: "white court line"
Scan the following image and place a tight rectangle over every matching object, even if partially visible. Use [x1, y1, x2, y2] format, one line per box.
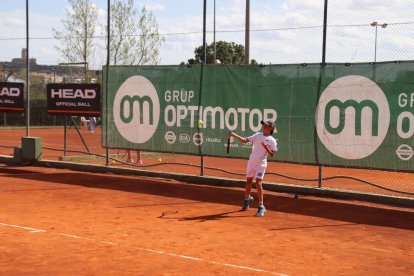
[59, 233, 87, 239]
[0, 222, 46, 233]
[0, 221, 287, 275]
[58, 233, 117, 245]
[154, 251, 287, 275]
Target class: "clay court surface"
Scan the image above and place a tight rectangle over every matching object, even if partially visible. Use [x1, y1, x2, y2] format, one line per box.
[0, 127, 414, 275]
[1, 127, 414, 197]
[0, 163, 413, 275]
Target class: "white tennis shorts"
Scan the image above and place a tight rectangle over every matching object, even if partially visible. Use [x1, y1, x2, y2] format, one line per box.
[246, 161, 267, 180]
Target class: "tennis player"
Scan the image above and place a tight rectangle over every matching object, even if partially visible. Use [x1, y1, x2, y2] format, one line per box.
[87, 117, 97, 133]
[228, 120, 277, 217]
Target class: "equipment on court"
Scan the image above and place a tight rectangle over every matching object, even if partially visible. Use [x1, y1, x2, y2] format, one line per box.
[197, 119, 203, 127]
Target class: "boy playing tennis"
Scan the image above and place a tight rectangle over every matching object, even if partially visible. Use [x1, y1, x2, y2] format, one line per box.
[228, 120, 277, 217]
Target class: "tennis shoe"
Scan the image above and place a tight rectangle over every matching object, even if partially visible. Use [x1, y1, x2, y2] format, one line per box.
[255, 205, 266, 217]
[241, 196, 254, 211]
[135, 160, 143, 165]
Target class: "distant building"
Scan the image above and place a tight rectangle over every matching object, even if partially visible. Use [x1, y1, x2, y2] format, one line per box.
[0, 48, 100, 83]
[10, 48, 37, 68]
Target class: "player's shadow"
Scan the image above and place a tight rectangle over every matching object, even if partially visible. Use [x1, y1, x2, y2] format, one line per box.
[157, 210, 247, 222]
[177, 210, 246, 222]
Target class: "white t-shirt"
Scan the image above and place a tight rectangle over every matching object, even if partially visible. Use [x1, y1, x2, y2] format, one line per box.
[246, 132, 277, 164]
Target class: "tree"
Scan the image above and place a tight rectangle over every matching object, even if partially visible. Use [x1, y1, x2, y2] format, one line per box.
[30, 76, 47, 100]
[188, 41, 245, 65]
[108, 1, 165, 65]
[16, 70, 46, 99]
[53, 0, 98, 81]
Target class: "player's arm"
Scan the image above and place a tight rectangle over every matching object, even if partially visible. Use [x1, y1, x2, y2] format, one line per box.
[261, 142, 275, 157]
[228, 132, 248, 144]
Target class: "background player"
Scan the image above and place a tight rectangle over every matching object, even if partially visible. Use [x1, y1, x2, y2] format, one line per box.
[127, 150, 143, 164]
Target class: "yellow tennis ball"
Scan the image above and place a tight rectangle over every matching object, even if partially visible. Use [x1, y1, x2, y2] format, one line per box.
[198, 119, 203, 126]
[158, 158, 162, 162]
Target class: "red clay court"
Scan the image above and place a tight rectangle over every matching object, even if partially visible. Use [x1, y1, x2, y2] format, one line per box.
[0, 161, 413, 274]
[0, 127, 414, 274]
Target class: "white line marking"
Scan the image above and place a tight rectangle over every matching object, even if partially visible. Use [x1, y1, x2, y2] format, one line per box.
[144, 248, 165, 254]
[0, 222, 46, 233]
[30, 229, 46, 233]
[139, 246, 286, 275]
[1, 221, 286, 275]
[59, 233, 83, 239]
[170, 253, 201, 261]
[58, 233, 117, 245]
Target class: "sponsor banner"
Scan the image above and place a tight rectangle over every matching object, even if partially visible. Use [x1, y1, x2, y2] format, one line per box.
[103, 62, 414, 172]
[103, 66, 284, 158]
[46, 83, 101, 116]
[0, 82, 24, 112]
[315, 63, 414, 171]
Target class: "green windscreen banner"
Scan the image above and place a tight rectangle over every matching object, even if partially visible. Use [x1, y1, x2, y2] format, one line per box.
[103, 62, 414, 172]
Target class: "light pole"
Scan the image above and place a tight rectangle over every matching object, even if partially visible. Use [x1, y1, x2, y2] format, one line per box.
[370, 21, 388, 62]
[213, 0, 216, 64]
[244, 0, 250, 65]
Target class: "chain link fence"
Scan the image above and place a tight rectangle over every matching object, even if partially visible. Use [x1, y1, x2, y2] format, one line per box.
[1, 1, 413, 67]
[0, 0, 413, 202]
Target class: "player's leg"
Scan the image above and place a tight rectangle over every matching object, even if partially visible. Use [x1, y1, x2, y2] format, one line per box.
[127, 150, 133, 163]
[245, 177, 254, 197]
[255, 179, 266, 217]
[254, 165, 267, 217]
[241, 176, 254, 211]
[256, 179, 264, 206]
[135, 150, 143, 164]
[242, 162, 256, 211]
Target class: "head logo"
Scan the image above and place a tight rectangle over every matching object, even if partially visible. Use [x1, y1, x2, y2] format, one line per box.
[113, 76, 160, 144]
[316, 75, 390, 159]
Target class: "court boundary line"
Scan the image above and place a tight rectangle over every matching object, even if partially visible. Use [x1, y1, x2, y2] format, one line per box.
[0, 221, 288, 276]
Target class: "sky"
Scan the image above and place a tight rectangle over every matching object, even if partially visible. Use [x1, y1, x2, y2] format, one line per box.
[0, 0, 413, 69]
